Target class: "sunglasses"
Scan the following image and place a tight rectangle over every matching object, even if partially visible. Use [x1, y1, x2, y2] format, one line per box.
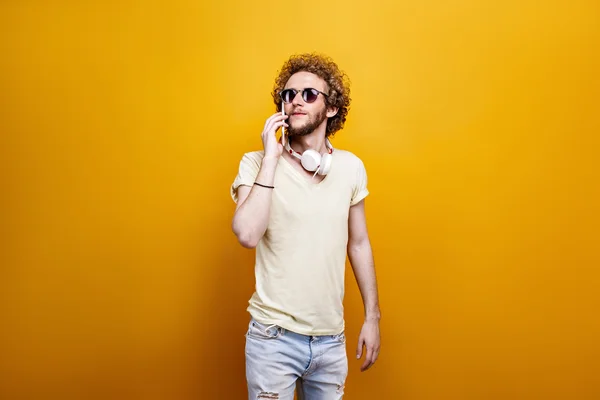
[279, 88, 329, 104]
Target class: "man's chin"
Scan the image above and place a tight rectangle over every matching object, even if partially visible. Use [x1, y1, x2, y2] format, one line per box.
[288, 124, 311, 137]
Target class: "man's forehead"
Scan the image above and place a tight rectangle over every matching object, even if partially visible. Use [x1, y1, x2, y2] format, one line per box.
[285, 71, 326, 90]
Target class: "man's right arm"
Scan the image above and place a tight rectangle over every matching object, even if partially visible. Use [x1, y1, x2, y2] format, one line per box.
[231, 155, 279, 248]
[232, 111, 287, 248]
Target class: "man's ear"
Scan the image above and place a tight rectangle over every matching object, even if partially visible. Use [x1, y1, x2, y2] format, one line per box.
[326, 106, 339, 118]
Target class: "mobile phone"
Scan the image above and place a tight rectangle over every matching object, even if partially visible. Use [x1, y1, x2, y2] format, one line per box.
[281, 100, 286, 146]
[281, 101, 285, 147]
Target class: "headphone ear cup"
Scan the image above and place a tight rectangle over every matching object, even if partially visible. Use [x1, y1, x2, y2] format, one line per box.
[300, 150, 321, 172]
[318, 153, 333, 175]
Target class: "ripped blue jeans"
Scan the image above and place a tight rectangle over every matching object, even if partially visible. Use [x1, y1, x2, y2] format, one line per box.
[245, 318, 348, 400]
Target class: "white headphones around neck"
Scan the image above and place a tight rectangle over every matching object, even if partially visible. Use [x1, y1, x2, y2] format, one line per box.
[284, 137, 334, 176]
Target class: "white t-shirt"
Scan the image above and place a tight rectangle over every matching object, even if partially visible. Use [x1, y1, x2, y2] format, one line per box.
[230, 148, 369, 336]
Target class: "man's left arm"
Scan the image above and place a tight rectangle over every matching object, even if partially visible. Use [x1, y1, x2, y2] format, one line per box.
[347, 199, 381, 372]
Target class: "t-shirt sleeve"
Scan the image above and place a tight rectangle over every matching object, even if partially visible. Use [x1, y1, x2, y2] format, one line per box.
[350, 158, 369, 206]
[230, 152, 261, 203]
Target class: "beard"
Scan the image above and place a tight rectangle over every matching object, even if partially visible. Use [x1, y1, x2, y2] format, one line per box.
[287, 106, 328, 137]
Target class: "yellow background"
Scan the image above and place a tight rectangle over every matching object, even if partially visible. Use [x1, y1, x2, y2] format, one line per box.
[1, 1, 599, 399]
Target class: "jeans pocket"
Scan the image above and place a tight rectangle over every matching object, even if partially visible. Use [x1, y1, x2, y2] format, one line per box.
[333, 331, 346, 344]
[246, 320, 281, 340]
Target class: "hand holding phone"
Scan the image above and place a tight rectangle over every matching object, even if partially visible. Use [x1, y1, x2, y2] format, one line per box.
[261, 104, 288, 159]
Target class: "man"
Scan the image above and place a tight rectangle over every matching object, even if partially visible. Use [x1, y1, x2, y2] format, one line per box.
[230, 53, 380, 399]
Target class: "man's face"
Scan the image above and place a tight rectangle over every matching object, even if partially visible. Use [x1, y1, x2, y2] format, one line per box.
[282, 72, 329, 137]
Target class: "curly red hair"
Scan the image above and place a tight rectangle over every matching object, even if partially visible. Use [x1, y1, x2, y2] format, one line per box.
[272, 53, 351, 137]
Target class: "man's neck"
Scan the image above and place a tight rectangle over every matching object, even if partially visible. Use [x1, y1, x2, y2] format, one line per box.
[289, 131, 327, 155]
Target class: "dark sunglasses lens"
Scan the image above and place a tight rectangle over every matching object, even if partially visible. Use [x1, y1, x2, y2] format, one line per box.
[281, 89, 295, 103]
[304, 89, 319, 103]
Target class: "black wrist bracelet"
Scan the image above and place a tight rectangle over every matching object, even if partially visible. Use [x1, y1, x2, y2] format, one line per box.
[254, 182, 275, 189]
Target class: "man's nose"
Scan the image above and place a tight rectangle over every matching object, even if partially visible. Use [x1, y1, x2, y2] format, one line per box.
[291, 91, 305, 106]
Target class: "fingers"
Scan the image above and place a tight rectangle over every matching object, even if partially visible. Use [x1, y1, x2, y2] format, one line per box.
[361, 344, 374, 371]
[263, 113, 288, 134]
[359, 341, 380, 372]
[356, 336, 364, 360]
[263, 112, 284, 128]
[263, 120, 288, 143]
[262, 113, 288, 158]
[264, 121, 288, 138]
